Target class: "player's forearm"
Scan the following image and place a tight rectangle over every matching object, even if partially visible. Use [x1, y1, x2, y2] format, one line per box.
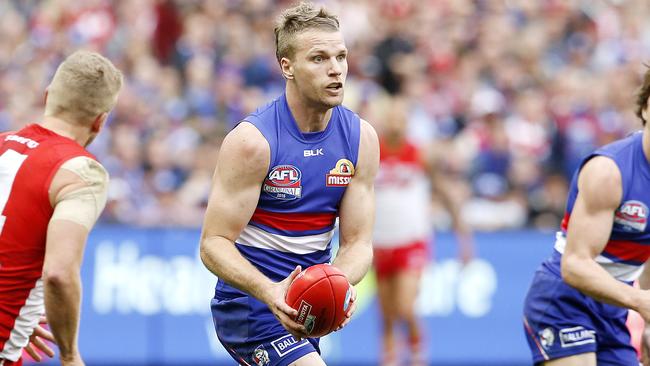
[332, 241, 372, 285]
[562, 255, 642, 310]
[200, 235, 274, 302]
[43, 270, 81, 360]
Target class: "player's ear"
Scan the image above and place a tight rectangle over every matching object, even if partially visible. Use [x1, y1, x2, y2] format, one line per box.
[643, 107, 649, 123]
[91, 112, 108, 133]
[280, 57, 294, 80]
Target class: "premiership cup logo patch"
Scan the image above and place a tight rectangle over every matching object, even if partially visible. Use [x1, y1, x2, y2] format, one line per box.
[252, 344, 270, 366]
[326, 159, 355, 187]
[539, 327, 555, 349]
[614, 200, 648, 232]
[263, 165, 302, 200]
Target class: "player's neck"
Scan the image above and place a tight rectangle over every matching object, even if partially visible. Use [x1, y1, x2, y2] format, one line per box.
[41, 116, 89, 147]
[286, 87, 332, 133]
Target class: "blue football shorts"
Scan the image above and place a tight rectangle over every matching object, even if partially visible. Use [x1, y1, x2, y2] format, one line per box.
[522, 267, 638, 365]
[211, 293, 320, 366]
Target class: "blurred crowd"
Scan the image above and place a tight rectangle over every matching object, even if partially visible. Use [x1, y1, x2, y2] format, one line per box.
[1, 0, 649, 230]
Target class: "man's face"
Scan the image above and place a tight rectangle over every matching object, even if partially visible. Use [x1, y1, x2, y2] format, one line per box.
[286, 29, 348, 109]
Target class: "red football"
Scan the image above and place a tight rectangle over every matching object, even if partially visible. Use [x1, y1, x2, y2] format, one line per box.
[285, 264, 352, 337]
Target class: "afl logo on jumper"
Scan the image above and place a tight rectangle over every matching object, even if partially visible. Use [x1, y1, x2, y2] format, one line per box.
[614, 200, 648, 232]
[326, 159, 355, 187]
[263, 165, 302, 200]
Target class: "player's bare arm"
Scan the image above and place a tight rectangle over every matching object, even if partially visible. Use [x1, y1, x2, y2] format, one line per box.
[332, 119, 379, 327]
[639, 261, 650, 366]
[334, 119, 379, 284]
[426, 151, 474, 263]
[44, 157, 108, 366]
[562, 156, 650, 318]
[199, 122, 307, 338]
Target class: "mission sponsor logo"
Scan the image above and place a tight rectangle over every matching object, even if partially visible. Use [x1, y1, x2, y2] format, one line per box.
[326, 159, 355, 187]
[263, 165, 302, 200]
[614, 200, 648, 232]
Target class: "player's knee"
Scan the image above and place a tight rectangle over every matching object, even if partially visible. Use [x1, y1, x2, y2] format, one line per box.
[395, 302, 416, 321]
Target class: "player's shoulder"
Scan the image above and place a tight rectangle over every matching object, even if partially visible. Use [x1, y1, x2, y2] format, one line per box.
[59, 156, 109, 185]
[222, 122, 270, 162]
[578, 156, 622, 207]
[581, 155, 620, 181]
[581, 132, 642, 185]
[50, 156, 109, 207]
[359, 118, 379, 147]
[356, 119, 379, 175]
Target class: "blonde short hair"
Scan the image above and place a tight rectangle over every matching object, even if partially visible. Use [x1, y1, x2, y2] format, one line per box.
[45, 50, 123, 124]
[274, 2, 339, 63]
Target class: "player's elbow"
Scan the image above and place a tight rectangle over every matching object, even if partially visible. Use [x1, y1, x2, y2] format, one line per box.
[199, 239, 211, 268]
[560, 253, 583, 288]
[199, 236, 221, 272]
[43, 267, 78, 290]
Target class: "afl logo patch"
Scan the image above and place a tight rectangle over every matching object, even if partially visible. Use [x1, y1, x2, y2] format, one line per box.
[326, 159, 355, 187]
[614, 200, 648, 232]
[263, 165, 302, 200]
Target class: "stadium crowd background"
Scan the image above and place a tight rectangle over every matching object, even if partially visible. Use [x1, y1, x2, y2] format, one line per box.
[1, 0, 650, 230]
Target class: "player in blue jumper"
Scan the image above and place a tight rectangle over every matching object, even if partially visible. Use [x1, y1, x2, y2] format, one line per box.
[523, 66, 650, 365]
[199, 3, 379, 366]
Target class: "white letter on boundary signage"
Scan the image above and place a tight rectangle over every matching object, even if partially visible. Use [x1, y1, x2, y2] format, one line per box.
[415, 259, 497, 317]
[92, 240, 214, 315]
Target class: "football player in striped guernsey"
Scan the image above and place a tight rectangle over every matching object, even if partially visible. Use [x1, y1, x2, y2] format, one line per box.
[523, 66, 650, 365]
[200, 2, 379, 366]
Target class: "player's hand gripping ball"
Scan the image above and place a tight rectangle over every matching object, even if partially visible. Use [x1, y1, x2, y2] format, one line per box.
[285, 264, 352, 337]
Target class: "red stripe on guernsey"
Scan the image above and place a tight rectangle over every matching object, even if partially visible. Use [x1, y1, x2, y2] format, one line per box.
[523, 316, 549, 361]
[603, 240, 650, 264]
[560, 212, 570, 232]
[250, 208, 336, 232]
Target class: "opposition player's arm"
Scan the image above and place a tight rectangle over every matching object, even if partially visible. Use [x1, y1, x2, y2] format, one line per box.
[562, 156, 650, 317]
[334, 119, 379, 285]
[425, 150, 473, 263]
[43, 157, 108, 365]
[199, 123, 306, 336]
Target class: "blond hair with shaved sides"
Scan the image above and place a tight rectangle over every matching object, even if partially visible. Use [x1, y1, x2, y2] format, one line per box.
[45, 50, 123, 125]
[274, 1, 340, 63]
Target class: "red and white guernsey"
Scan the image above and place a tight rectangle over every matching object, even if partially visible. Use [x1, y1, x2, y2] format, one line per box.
[0, 124, 94, 362]
[373, 139, 431, 248]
